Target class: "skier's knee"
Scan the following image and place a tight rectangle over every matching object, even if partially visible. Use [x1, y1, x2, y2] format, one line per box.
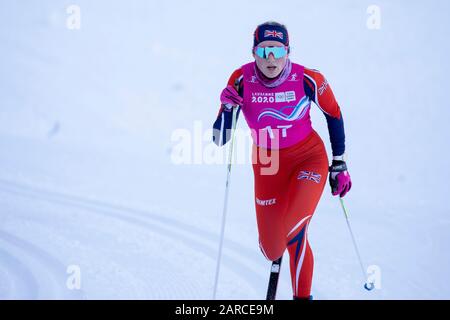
[259, 241, 284, 261]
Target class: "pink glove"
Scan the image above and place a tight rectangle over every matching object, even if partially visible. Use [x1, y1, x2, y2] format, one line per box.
[220, 85, 243, 109]
[329, 160, 352, 198]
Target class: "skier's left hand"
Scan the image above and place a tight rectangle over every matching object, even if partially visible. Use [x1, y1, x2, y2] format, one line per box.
[329, 160, 352, 198]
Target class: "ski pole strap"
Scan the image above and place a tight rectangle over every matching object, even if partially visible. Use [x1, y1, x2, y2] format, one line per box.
[329, 160, 347, 172]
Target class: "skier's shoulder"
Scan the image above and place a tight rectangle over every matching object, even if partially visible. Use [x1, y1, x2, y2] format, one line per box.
[227, 67, 245, 95]
[227, 67, 244, 86]
[229, 61, 256, 84]
[303, 67, 326, 83]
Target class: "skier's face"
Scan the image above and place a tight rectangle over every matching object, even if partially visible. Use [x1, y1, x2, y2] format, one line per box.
[253, 40, 289, 79]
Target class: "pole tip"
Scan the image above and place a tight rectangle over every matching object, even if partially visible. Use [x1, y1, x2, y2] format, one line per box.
[364, 282, 375, 291]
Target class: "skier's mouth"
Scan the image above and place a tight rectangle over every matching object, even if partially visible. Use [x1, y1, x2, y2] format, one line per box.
[267, 66, 277, 71]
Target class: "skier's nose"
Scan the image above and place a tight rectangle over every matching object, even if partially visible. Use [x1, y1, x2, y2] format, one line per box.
[267, 53, 276, 61]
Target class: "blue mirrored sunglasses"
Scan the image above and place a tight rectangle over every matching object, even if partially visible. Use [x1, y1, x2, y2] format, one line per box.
[254, 46, 288, 59]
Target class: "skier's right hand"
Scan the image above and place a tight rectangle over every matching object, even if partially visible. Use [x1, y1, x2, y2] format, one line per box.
[220, 85, 243, 110]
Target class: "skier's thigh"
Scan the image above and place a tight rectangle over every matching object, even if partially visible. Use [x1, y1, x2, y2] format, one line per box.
[284, 165, 328, 237]
[256, 204, 286, 261]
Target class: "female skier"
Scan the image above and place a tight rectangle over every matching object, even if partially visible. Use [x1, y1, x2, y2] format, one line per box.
[213, 21, 352, 299]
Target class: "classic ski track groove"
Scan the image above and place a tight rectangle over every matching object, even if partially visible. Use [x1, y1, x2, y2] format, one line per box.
[0, 179, 268, 298]
[0, 230, 84, 299]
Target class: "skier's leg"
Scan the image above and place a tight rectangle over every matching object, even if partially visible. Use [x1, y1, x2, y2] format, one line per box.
[252, 145, 289, 261]
[285, 148, 328, 298]
[253, 175, 287, 261]
[286, 216, 315, 299]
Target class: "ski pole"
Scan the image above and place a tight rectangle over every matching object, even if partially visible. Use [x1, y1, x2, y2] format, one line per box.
[339, 197, 374, 291]
[213, 105, 239, 299]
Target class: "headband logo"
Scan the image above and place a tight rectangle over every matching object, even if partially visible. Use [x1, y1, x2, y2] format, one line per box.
[264, 30, 284, 40]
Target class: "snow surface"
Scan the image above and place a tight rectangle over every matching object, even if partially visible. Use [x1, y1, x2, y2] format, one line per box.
[0, 0, 449, 299]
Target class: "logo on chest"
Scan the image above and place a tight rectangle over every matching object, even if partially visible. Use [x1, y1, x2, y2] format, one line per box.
[251, 91, 296, 104]
[257, 95, 310, 122]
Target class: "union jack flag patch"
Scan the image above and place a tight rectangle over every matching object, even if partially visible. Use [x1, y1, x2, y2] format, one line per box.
[264, 30, 284, 39]
[297, 171, 322, 183]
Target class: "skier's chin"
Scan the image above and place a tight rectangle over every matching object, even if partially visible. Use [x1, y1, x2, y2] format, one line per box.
[265, 67, 279, 78]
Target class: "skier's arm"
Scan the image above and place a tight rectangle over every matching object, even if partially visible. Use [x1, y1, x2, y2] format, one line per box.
[212, 68, 244, 146]
[303, 68, 345, 157]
